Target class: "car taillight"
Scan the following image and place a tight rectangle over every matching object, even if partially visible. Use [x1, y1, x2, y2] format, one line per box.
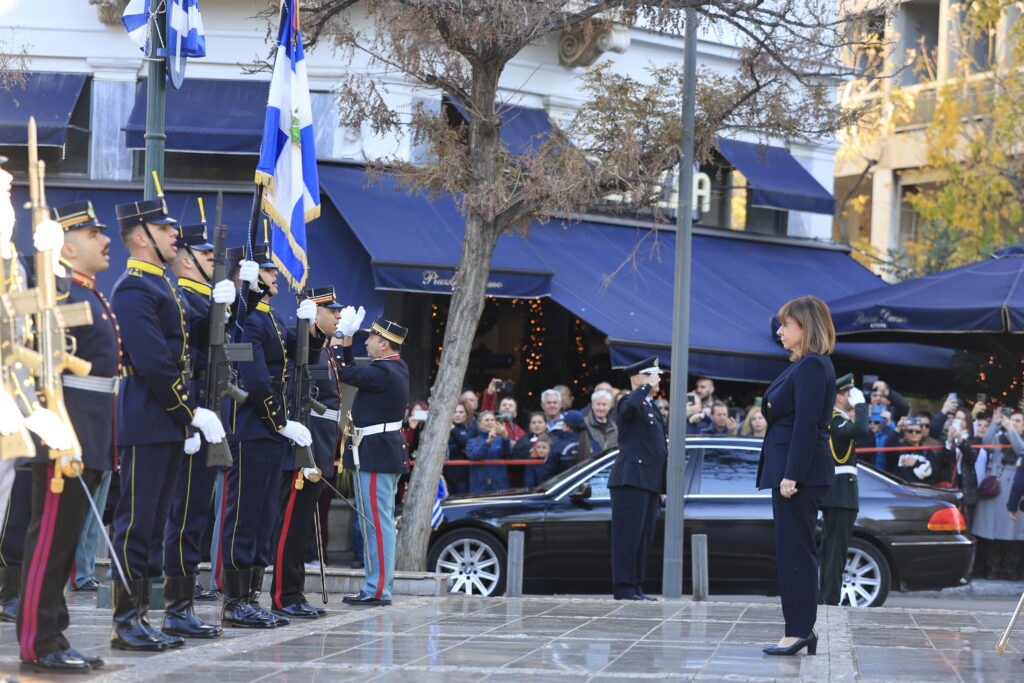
[928, 507, 966, 532]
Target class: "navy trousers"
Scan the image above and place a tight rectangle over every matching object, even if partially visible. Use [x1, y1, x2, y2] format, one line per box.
[222, 439, 285, 571]
[163, 446, 222, 577]
[609, 485, 660, 598]
[270, 471, 323, 609]
[0, 469, 32, 570]
[772, 485, 829, 637]
[112, 442, 183, 580]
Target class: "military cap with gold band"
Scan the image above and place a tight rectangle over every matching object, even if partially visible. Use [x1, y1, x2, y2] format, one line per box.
[305, 286, 342, 310]
[369, 317, 407, 346]
[52, 201, 106, 232]
[115, 197, 176, 232]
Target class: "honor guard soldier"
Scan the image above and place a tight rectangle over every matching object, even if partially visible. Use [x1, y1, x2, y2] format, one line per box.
[109, 196, 230, 651]
[270, 286, 342, 619]
[13, 202, 110, 674]
[160, 222, 256, 639]
[819, 373, 868, 606]
[221, 243, 319, 628]
[336, 311, 410, 607]
[609, 357, 668, 601]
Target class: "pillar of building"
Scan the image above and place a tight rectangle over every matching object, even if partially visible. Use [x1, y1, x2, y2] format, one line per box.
[86, 58, 139, 182]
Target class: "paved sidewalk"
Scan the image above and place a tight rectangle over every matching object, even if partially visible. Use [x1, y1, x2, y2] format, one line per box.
[1, 593, 1023, 681]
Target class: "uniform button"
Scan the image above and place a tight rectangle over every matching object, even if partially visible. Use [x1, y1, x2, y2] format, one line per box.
[101, 313, 108, 320]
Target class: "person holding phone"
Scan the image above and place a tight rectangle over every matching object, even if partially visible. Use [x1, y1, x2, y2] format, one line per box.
[758, 296, 836, 656]
[973, 410, 1024, 579]
[465, 411, 511, 492]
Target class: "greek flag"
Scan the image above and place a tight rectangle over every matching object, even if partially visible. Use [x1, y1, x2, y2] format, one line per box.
[167, 0, 206, 62]
[122, 0, 151, 52]
[254, 0, 319, 290]
[431, 476, 449, 530]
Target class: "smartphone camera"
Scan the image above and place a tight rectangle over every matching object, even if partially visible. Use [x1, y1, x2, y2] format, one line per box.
[495, 380, 514, 392]
[687, 392, 697, 405]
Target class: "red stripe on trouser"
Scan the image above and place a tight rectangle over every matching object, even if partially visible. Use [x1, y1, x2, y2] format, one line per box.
[273, 473, 300, 608]
[69, 559, 77, 590]
[370, 473, 384, 600]
[20, 464, 61, 660]
[215, 472, 228, 589]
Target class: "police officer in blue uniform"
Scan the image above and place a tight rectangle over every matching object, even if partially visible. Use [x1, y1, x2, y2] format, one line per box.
[109, 197, 231, 652]
[270, 286, 342, 619]
[160, 223, 259, 639]
[221, 243, 319, 628]
[609, 357, 667, 601]
[336, 312, 410, 607]
[17, 201, 118, 673]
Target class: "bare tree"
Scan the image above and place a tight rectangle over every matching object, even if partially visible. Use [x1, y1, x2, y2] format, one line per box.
[302, 0, 877, 572]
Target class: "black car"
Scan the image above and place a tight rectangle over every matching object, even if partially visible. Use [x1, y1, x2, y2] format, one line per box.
[427, 436, 974, 607]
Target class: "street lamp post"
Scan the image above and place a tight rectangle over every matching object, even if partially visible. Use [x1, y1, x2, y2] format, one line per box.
[662, 8, 698, 600]
[143, 4, 166, 200]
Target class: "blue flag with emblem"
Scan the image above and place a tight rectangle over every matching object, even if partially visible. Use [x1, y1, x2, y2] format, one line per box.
[431, 476, 448, 530]
[254, 0, 319, 291]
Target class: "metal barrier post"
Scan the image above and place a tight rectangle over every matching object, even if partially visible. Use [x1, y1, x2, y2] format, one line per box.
[692, 534, 708, 602]
[507, 529, 525, 597]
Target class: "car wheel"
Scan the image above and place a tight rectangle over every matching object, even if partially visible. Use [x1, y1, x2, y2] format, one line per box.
[841, 537, 891, 608]
[428, 528, 507, 597]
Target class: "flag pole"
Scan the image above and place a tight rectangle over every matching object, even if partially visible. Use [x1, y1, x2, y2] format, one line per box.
[143, 2, 167, 200]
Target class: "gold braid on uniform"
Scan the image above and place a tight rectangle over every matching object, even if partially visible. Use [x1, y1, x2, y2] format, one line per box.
[829, 409, 853, 464]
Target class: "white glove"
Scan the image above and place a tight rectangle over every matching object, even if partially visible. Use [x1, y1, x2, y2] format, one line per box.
[59, 454, 83, 477]
[184, 433, 202, 454]
[33, 219, 64, 253]
[0, 392, 24, 435]
[296, 298, 317, 322]
[279, 420, 312, 447]
[24, 408, 74, 451]
[211, 279, 236, 304]
[238, 259, 259, 287]
[336, 305, 363, 337]
[302, 467, 322, 482]
[190, 407, 226, 444]
[913, 460, 933, 480]
[351, 305, 366, 332]
[848, 387, 866, 406]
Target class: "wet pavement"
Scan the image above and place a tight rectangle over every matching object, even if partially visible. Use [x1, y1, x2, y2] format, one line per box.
[1, 592, 1023, 681]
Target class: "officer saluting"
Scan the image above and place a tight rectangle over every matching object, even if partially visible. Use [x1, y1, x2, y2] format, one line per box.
[109, 194, 230, 651]
[17, 201, 118, 673]
[270, 286, 342, 619]
[336, 312, 410, 607]
[609, 356, 668, 601]
[819, 373, 867, 605]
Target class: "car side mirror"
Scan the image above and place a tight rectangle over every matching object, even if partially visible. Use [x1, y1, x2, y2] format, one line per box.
[570, 482, 592, 502]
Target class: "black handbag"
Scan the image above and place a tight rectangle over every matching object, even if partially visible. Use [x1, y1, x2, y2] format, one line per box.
[978, 463, 1004, 499]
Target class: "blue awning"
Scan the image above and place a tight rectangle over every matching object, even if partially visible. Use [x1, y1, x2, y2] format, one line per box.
[444, 97, 556, 155]
[525, 220, 953, 383]
[318, 163, 552, 298]
[124, 79, 269, 154]
[0, 73, 88, 146]
[717, 139, 835, 216]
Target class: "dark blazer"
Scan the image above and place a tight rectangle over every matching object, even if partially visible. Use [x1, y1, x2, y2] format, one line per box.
[609, 383, 668, 493]
[757, 353, 836, 490]
[338, 345, 410, 474]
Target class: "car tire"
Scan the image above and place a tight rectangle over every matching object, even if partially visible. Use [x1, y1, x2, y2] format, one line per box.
[842, 537, 891, 608]
[427, 528, 507, 597]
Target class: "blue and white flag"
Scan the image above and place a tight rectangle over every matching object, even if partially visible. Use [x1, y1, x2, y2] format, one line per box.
[431, 476, 449, 530]
[122, 0, 151, 52]
[167, 0, 206, 65]
[255, 0, 319, 290]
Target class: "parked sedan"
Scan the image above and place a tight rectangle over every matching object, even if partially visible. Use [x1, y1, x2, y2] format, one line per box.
[426, 436, 974, 607]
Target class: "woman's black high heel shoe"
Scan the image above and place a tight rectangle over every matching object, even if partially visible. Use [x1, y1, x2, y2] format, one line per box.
[763, 631, 817, 656]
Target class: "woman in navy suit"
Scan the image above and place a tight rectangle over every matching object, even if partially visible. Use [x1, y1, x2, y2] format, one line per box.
[758, 296, 836, 656]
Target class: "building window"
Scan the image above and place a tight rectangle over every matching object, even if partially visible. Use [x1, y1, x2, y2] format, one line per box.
[132, 151, 258, 183]
[0, 79, 91, 177]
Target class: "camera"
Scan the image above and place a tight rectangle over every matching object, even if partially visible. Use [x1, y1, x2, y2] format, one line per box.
[687, 392, 697, 405]
[495, 380, 514, 392]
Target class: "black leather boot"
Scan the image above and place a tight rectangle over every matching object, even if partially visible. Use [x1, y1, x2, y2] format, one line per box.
[0, 565, 19, 623]
[110, 579, 167, 651]
[162, 575, 223, 639]
[221, 568, 274, 628]
[137, 579, 185, 649]
[249, 567, 288, 627]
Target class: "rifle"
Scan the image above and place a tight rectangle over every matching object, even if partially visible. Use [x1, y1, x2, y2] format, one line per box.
[288, 302, 326, 469]
[202, 194, 253, 468]
[26, 117, 93, 492]
[0, 254, 41, 459]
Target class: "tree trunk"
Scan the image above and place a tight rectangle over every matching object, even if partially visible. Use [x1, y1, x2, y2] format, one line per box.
[396, 63, 503, 572]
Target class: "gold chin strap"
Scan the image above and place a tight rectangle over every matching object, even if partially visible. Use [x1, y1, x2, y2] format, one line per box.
[829, 410, 854, 464]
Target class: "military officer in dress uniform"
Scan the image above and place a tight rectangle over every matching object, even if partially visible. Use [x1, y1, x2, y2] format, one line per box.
[160, 223, 259, 639]
[270, 286, 342, 619]
[221, 243, 319, 628]
[16, 201, 117, 673]
[108, 197, 232, 652]
[609, 356, 668, 601]
[819, 373, 868, 606]
[336, 312, 410, 607]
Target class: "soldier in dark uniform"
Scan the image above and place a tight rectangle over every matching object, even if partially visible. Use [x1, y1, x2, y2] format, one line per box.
[160, 223, 258, 639]
[108, 197, 231, 651]
[608, 356, 668, 601]
[337, 311, 410, 607]
[221, 244, 319, 628]
[819, 373, 868, 606]
[270, 286, 342, 619]
[16, 202, 117, 673]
